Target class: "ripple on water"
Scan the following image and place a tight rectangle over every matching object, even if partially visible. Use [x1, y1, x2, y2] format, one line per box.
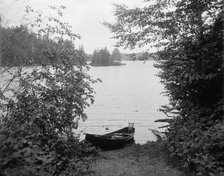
[79, 61, 168, 144]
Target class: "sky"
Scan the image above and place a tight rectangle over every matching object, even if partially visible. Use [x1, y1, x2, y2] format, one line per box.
[0, 0, 153, 54]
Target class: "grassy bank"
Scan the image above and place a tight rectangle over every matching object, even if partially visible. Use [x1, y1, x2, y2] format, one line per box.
[85, 142, 190, 176]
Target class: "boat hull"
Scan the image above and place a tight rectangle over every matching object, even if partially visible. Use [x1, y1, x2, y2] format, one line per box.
[85, 127, 135, 150]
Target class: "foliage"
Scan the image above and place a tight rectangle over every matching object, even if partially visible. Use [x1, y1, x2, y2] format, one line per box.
[78, 45, 89, 62]
[0, 5, 98, 176]
[91, 47, 111, 66]
[111, 48, 121, 63]
[104, 0, 223, 175]
[0, 26, 34, 66]
[0, 25, 87, 66]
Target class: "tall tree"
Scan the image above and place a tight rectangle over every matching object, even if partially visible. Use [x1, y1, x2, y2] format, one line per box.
[91, 47, 111, 65]
[104, 0, 223, 175]
[111, 48, 121, 62]
[100, 47, 111, 64]
[92, 49, 99, 64]
[78, 44, 89, 62]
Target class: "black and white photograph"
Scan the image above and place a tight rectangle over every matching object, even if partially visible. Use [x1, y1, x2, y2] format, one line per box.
[0, 0, 223, 175]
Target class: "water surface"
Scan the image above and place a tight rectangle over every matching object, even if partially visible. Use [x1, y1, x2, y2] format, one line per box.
[0, 61, 168, 144]
[79, 61, 168, 144]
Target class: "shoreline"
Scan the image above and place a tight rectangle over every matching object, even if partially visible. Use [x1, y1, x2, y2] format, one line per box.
[89, 62, 126, 67]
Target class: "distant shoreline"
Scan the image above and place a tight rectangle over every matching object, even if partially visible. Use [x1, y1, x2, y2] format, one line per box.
[89, 62, 126, 67]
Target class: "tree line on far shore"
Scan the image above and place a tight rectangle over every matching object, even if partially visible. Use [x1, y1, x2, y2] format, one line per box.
[0, 25, 124, 67]
[0, 25, 88, 67]
[89, 48, 157, 66]
[0, 25, 156, 67]
[90, 47, 122, 66]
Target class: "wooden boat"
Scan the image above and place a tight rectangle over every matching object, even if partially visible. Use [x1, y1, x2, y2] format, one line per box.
[85, 126, 135, 150]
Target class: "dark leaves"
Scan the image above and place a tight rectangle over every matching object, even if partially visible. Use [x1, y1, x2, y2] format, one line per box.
[105, 0, 223, 175]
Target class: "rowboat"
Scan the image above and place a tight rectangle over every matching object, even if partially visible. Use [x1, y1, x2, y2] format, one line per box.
[85, 125, 135, 150]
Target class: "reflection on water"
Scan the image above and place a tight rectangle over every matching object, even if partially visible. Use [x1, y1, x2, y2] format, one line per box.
[79, 61, 168, 144]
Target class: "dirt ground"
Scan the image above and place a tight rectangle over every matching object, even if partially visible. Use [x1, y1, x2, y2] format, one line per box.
[86, 143, 187, 176]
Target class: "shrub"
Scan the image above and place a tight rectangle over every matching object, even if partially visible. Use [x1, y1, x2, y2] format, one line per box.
[104, 0, 223, 175]
[0, 6, 97, 175]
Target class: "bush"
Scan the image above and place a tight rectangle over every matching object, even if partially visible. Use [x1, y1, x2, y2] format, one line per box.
[162, 15, 224, 175]
[0, 23, 98, 176]
[104, 1, 223, 175]
[0, 49, 98, 176]
[0, 5, 99, 175]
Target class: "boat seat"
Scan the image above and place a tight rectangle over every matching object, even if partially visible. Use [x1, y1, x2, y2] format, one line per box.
[112, 136, 123, 139]
[114, 133, 130, 137]
[114, 133, 123, 136]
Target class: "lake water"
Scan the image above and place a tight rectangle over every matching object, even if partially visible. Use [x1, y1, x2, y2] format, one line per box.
[78, 61, 168, 144]
[0, 61, 168, 144]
